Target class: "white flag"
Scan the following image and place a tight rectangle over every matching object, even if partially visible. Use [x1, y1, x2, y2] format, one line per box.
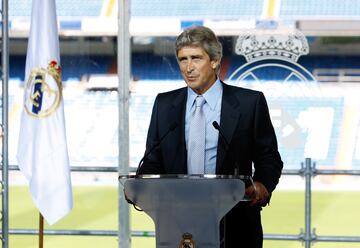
[17, 0, 73, 225]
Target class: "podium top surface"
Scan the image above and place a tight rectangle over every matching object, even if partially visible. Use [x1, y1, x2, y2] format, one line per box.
[119, 174, 251, 180]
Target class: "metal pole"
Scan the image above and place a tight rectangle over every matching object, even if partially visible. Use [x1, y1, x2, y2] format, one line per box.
[312, 169, 360, 176]
[118, 0, 131, 247]
[304, 158, 312, 248]
[316, 235, 360, 243]
[10, 229, 156, 237]
[1, 0, 10, 246]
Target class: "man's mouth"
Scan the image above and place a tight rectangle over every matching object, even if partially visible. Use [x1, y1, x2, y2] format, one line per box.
[187, 76, 197, 81]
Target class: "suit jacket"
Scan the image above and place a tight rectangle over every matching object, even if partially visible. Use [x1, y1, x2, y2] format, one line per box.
[138, 82, 283, 195]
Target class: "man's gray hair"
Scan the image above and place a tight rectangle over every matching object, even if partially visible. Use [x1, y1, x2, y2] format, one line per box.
[175, 26, 223, 64]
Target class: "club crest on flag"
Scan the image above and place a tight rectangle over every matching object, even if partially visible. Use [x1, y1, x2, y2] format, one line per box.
[24, 60, 62, 119]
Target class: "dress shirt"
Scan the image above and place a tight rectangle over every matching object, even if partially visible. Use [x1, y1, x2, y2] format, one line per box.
[185, 79, 223, 174]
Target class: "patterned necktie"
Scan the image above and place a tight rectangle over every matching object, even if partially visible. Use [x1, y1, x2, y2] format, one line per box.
[188, 95, 206, 174]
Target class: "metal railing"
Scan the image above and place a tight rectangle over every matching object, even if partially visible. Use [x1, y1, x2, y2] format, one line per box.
[5, 159, 360, 247]
[313, 68, 360, 83]
[266, 158, 360, 247]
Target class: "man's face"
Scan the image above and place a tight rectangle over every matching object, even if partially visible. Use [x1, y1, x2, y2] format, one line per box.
[177, 46, 218, 95]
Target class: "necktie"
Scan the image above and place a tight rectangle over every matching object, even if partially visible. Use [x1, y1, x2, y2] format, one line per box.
[188, 95, 206, 174]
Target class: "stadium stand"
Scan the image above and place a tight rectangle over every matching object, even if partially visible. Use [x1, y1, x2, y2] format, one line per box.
[9, 0, 264, 22]
[9, 54, 360, 82]
[6, 0, 360, 171]
[64, 91, 119, 166]
[280, 0, 360, 19]
[132, 53, 181, 80]
[130, 0, 263, 18]
[9, 55, 113, 82]
[9, 0, 103, 17]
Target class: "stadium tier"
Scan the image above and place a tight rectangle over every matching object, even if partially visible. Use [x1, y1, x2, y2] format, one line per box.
[8, 54, 360, 82]
[131, 0, 263, 18]
[280, 0, 360, 19]
[9, 55, 113, 82]
[9, 0, 263, 18]
[9, 0, 103, 17]
[6, 0, 360, 39]
[131, 53, 182, 80]
[6, 83, 350, 169]
[9, 0, 360, 19]
[7, 51, 360, 170]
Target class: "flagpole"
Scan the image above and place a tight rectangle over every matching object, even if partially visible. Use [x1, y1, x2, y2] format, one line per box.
[39, 213, 44, 248]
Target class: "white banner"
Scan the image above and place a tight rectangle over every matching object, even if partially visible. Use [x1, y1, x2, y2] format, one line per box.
[17, 0, 73, 225]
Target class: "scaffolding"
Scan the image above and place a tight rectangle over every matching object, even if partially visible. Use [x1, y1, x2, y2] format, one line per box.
[1, 0, 10, 247]
[4, 161, 360, 248]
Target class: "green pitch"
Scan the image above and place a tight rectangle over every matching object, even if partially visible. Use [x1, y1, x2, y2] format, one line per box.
[9, 186, 360, 248]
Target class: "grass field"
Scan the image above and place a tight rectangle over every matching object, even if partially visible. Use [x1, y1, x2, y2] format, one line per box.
[9, 186, 360, 248]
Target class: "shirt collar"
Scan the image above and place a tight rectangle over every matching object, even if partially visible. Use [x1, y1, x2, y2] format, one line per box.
[203, 79, 222, 111]
[187, 79, 223, 110]
[187, 87, 198, 109]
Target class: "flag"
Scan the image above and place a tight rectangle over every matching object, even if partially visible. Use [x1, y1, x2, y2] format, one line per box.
[17, 0, 73, 225]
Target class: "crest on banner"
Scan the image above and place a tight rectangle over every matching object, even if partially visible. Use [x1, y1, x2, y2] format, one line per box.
[24, 60, 62, 119]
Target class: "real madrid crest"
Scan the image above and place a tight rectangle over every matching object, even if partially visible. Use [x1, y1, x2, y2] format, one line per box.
[24, 60, 62, 119]
[229, 30, 316, 87]
[179, 232, 195, 248]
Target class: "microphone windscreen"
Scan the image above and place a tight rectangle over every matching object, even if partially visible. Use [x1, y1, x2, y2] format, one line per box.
[212, 121, 220, 130]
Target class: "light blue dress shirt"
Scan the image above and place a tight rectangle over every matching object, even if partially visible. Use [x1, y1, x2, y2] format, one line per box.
[185, 79, 223, 174]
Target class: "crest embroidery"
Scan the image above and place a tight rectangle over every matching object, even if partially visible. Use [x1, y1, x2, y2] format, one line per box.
[24, 60, 62, 119]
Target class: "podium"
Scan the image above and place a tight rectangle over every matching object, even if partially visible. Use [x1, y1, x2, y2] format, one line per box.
[121, 175, 248, 248]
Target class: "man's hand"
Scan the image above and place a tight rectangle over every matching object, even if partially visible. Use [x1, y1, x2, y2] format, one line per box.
[245, 181, 269, 206]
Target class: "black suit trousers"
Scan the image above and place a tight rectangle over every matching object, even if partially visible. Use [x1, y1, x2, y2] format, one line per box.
[220, 203, 263, 248]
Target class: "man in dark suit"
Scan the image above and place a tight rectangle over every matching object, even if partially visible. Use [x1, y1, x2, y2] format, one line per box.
[137, 26, 283, 248]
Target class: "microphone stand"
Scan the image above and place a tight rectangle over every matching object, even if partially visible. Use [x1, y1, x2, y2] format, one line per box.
[136, 122, 178, 175]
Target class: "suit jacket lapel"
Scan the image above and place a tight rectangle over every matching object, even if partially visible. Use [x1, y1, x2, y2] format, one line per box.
[166, 88, 187, 173]
[216, 83, 242, 173]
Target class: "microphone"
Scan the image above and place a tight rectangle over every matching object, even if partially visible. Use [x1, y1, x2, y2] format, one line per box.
[212, 121, 229, 150]
[136, 122, 178, 174]
[212, 121, 239, 176]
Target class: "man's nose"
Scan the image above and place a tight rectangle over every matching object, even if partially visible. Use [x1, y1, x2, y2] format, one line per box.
[186, 60, 194, 72]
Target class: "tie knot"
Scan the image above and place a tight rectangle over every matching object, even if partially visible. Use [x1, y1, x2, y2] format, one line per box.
[195, 95, 205, 107]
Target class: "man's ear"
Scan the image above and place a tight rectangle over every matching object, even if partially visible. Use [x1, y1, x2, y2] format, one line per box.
[211, 61, 218, 69]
